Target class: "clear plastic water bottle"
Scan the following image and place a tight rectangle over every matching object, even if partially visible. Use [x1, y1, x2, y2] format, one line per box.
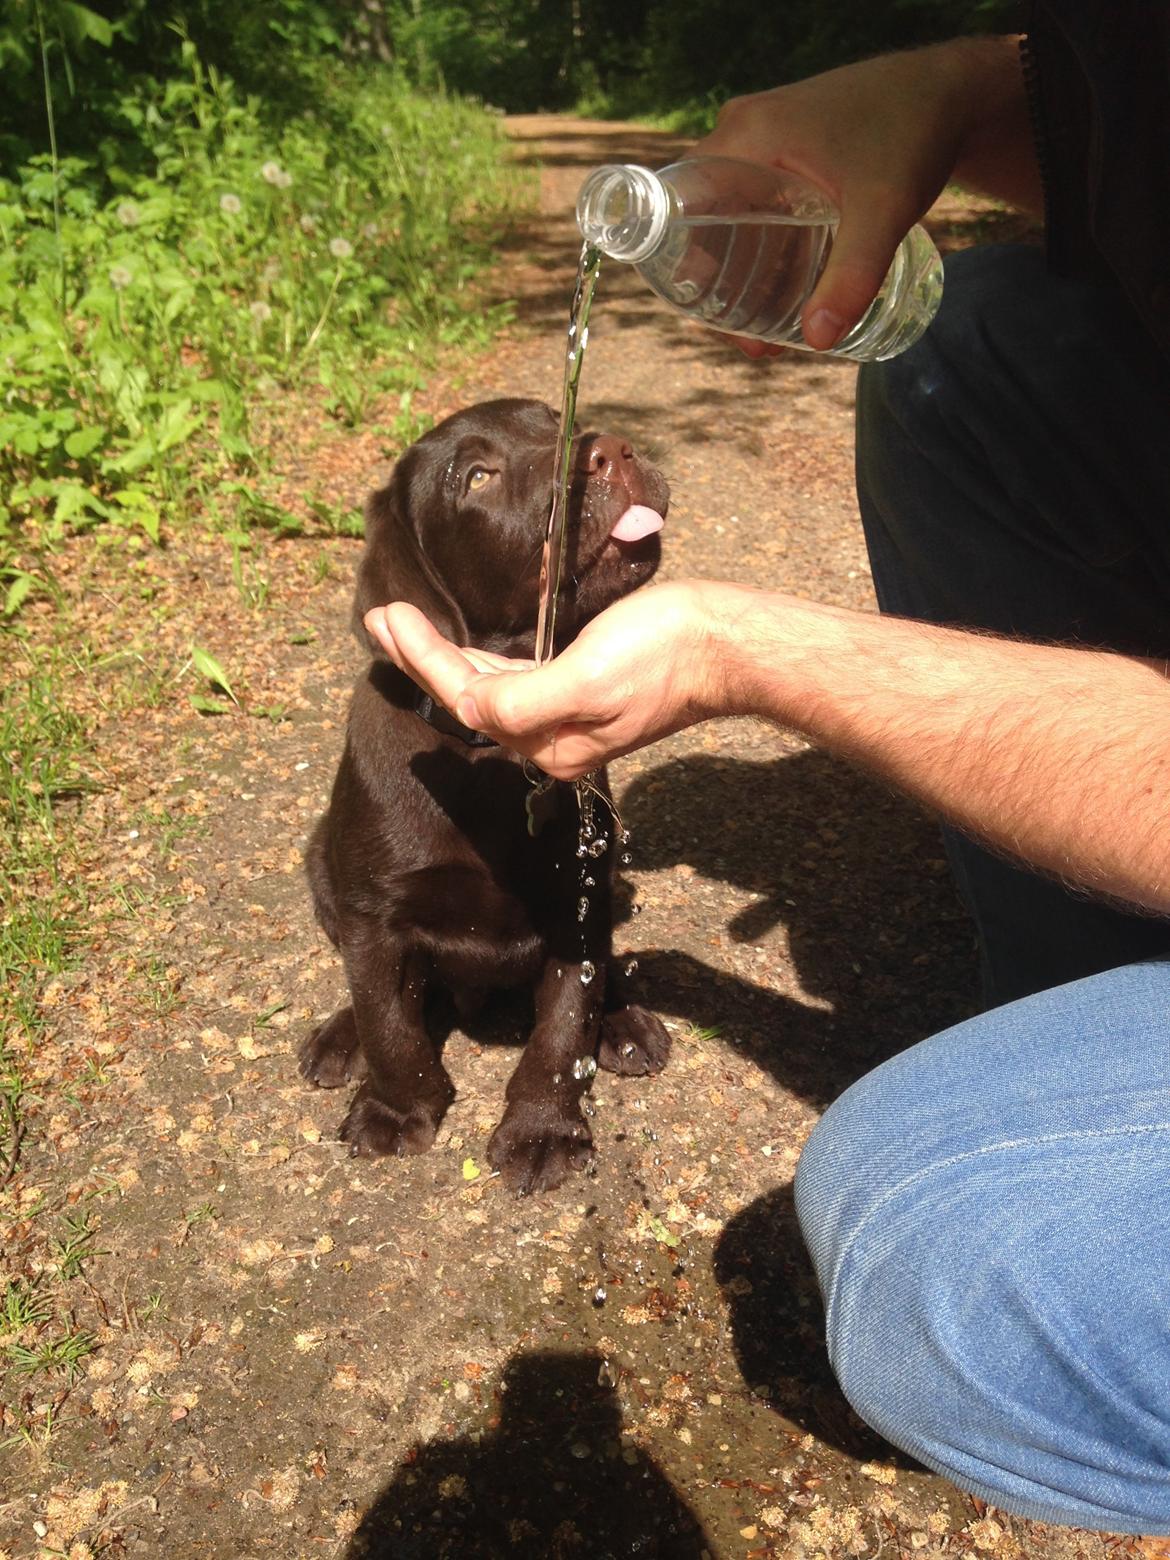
[576, 156, 943, 361]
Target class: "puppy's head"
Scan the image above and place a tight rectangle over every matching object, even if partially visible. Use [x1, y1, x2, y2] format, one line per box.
[354, 398, 667, 656]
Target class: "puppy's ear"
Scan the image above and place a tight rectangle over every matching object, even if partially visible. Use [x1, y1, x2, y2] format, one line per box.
[351, 458, 469, 656]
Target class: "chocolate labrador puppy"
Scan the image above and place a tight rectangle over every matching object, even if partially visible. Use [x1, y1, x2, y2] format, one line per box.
[301, 399, 672, 1194]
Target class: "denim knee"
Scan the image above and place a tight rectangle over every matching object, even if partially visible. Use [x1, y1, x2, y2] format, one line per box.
[794, 963, 1170, 1534]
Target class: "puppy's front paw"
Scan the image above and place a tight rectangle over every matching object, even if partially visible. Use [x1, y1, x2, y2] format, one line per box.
[339, 1081, 451, 1158]
[298, 1008, 368, 1089]
[599, 1005, 672, 1076]
[487, 1102, 594, 1196]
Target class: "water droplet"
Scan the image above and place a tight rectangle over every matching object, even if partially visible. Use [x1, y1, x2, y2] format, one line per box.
[619, 828, 632, 845]
[620, 1042, 636, 1058]
[576, 844, 588, 859]
[592, 1285, 608, 1306]
[570, 1440, 590, 1459]
[631, 902, 642, 915]
[572, 1054, 598, 1080]
[581, 820, 596, 842]
[597, 1357, 617, 1386]
[584, 875, 596, 887]
[620, 852, 633, 865]
[624, 958, 639, 976]
[578, 960, 596, 986]
[552, 1072, 562, 1084]
[577, 896, 590, 922]
[588, 838, 608, 858]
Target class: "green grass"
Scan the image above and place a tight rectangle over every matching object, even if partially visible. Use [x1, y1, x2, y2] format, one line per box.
[0, 650, 92, 1186]
[0, 42, 525, 559]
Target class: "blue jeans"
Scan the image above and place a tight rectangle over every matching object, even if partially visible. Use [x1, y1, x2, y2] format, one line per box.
[795, 246, 1170, 1532]
[795, 960, 1170, 1533]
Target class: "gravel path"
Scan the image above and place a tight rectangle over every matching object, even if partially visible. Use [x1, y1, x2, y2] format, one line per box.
[0, 115, 1130, 1560]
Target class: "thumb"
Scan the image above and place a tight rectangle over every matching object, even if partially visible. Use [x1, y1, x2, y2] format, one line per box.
[801, 198, 913, 350]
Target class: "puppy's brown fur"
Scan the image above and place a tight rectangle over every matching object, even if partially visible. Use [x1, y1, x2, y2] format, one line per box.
[302, 399, 671, 1194]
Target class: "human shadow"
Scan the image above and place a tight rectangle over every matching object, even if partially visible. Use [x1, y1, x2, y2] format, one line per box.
[614, 747, 978, 1104]
[711, 1183, 918, 1467]
[344, 1349, 714, 1559]
[408, 745, 976, 1115]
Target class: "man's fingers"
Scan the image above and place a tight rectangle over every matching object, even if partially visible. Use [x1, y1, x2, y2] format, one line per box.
[364, 602, 589, 745]
[801, 199, 910, 348]
[366, 603, 481, 709]
[463, 652, 594, 741]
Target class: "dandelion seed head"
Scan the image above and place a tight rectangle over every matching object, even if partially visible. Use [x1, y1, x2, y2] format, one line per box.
[261, 161, 287, 186]
[299, 213, 316, 233]
[249, 300, 273, 323]
[109, 264, 133, 290]
[219, 193, 243, 215]
[116, 202, 140, 227]
[328, 237, 353, 260]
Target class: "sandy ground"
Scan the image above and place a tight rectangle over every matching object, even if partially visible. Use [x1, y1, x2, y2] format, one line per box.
[0, 116, 1135, 1560]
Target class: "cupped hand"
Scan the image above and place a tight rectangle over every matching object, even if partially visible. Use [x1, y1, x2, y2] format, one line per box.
[365, 582, 727, 779]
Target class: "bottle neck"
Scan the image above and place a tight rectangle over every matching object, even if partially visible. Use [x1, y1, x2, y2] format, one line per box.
[576, 164, 670, 264]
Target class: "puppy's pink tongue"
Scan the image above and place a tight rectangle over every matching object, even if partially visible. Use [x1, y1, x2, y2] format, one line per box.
[610, 505, 665, 543]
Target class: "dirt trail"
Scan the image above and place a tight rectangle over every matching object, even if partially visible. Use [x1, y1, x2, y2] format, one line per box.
[0, 117, 1118, 1559]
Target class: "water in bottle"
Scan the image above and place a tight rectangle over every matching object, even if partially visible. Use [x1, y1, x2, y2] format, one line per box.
[576, 156, 942, 361]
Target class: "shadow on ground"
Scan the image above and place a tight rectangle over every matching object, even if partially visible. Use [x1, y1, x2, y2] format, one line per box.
[346, 1350, 714, 1559]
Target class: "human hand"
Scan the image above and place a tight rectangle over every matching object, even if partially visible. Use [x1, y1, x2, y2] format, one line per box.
[695, 37, 1030, 350]
[364, 582, 728, 779]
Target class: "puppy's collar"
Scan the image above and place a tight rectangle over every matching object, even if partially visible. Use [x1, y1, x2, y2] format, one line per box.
[411, 683, 499, 749]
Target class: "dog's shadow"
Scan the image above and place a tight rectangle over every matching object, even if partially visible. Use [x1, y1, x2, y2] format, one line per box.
[343, 1349, 714, 1559]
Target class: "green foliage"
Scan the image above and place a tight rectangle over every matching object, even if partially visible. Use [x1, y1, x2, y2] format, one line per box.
[0, 33, 518, 548]
[379, 0, 1019, 116]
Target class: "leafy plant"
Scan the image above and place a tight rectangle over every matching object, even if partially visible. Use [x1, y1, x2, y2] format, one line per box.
[0, 31, 525, 561]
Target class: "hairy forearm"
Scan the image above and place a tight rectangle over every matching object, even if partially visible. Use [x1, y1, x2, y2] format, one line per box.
[706, 585, 1170, 912]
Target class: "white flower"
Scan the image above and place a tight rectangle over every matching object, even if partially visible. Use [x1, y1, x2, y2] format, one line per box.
[261, 161, 290, 187]
[299, 213, 316, 233]
[116, 201, 140, 227]
[328, 237, 353, 260]
[362, 222, 378, 240]
[249, 300, 273, 323]
[219, 193, 242, 215]
[109, 264, 133, 290]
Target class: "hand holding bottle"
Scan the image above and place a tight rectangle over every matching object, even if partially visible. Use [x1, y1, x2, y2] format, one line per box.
[691, 37, 1039, 350]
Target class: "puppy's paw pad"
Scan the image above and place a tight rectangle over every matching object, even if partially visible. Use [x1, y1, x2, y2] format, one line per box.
[487, 1108, 594, 1196]
[298, 1010, 367, 1090]
[339, 1092, 444, 1158]
[599, 1006, 672, 1076]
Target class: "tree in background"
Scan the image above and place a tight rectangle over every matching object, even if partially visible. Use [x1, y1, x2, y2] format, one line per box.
[384, 0, 1019, 117]
[1, 0, 1020, 154]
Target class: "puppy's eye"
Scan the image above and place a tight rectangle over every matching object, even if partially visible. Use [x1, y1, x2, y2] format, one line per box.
[467, 467, 493, 492]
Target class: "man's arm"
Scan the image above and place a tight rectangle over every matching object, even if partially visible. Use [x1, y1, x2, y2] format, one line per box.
[713, 586, 1170, 915]
[368, 583, 1170, 915]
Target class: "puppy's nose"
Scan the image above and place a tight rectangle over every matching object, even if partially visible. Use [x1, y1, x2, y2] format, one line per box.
[579, 434, 634, 478]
